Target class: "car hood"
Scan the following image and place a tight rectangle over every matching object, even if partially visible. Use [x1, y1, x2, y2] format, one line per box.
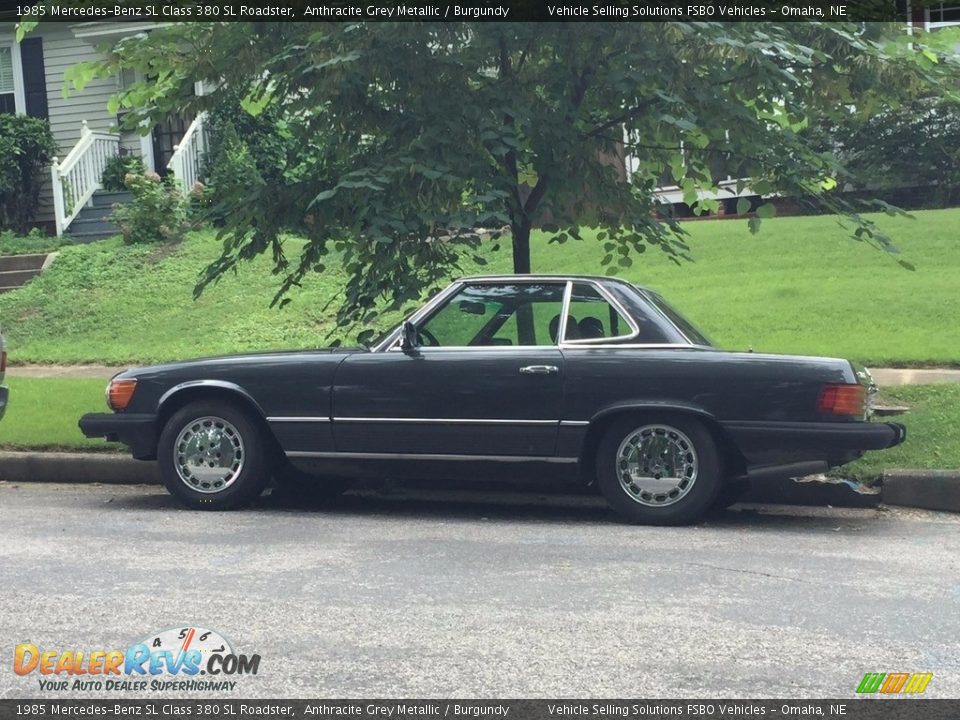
[114, 347, 367, 379]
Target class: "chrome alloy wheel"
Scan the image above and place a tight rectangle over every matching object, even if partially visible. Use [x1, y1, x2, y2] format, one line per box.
[616, 424, 699, 507]
[173, 416, 245, 494]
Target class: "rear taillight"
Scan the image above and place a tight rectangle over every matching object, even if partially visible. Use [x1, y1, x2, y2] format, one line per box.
[817, 383, 866, 417]
[107, 379, 137, 411]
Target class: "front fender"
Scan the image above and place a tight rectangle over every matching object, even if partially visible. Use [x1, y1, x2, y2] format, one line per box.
[157, 380, 267, 417]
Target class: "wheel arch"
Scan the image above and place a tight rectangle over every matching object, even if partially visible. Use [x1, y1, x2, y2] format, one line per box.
[156, 381, 282, 456]
[577, 402, 747, 484]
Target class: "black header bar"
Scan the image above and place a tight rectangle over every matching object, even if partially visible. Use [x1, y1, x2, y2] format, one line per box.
[1, 700, 959, 720]
[3, 0, 909, 23]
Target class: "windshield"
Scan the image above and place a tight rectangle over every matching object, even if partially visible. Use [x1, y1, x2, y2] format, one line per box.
[641, 290, 714, 347]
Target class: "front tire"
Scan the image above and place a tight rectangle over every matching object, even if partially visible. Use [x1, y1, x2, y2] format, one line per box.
[596, 416, 722, 525]
[157, 400, 272, 510]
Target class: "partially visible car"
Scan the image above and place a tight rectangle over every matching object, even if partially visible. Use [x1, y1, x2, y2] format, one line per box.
[79, 275, 905, 525]
[0, 324, 7, 422]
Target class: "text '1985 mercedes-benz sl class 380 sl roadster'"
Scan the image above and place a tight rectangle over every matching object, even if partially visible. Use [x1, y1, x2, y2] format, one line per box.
[80, 275, 905, 525]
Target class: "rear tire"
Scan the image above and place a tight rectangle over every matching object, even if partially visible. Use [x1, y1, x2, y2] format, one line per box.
[596, 415, 722, 526]
[712, 479, 752, 510]
[158, 400, 272, 510]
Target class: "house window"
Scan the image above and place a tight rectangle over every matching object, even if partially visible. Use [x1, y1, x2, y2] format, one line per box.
[0, 46, 16, 114]
[928, 3, 960, 25]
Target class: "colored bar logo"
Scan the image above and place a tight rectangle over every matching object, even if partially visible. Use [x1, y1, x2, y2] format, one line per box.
[856, 672, 933, 694]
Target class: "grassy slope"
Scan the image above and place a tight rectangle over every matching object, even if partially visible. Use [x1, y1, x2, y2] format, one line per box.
[0, 208, 958, 365]
[1, 378, 956, 479]
[0, 231, 71, 256]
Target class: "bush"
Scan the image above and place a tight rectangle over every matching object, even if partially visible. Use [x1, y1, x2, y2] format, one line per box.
[110, 171, 203, 245]
[0, 115, 58, 234]
[100, 152, 145, 192]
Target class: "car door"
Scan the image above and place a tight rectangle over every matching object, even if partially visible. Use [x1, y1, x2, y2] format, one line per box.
[331, 281, 567, 457]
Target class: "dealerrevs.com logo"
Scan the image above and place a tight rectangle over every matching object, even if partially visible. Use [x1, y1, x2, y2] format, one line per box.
[13, 626, 261, 692]
[856, 672, 933, 695]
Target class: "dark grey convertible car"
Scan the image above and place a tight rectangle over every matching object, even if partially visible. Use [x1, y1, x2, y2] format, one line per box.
[80, 275, 905, 524]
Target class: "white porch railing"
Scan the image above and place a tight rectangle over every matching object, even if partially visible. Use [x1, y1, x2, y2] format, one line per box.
[167, 112, 207, 193]
[51, 120, 120, 237]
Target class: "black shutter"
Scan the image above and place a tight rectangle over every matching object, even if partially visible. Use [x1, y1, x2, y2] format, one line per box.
[20, 37, 48, 120]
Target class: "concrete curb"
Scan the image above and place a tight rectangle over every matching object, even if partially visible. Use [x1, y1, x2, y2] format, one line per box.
[1, 451, 958, 513]
[0, 451, 158, 485]
[880, 469, 960, 512]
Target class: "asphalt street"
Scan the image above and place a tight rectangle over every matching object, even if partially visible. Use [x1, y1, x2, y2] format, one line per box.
[1, 481, 958, 699]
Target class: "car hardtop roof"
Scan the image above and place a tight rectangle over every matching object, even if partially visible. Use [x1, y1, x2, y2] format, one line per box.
[459, 274, 654, 292]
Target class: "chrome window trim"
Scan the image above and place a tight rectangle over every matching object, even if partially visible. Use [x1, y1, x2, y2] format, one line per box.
[384, 279, 570, 352]
[560, 342, 712, 351]
[334, 416, 557, 426]
[388, 345, 564, 353]
[375, 276, 703, 353]
[267, 416, 331, 423]
[557, 281, 574, 344]
[561, 280, 641, 345]
[286, 450, 577, 464]
[376, 281, 465, 353]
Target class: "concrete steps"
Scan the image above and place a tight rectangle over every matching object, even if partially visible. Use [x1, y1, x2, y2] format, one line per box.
[65, 190, 133, 243]
[0, 253, 52, 293]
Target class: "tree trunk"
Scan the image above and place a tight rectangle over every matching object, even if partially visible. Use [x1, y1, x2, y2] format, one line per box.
[511, 221, 531, 274]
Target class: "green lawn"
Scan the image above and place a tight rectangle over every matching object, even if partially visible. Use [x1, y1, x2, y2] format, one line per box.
[1, 208, 959, 365]
[0, 230, 71, 256]
[838, 385, 960, 482]
[0, 377, 120, 452]
[1, 378, 955, 481]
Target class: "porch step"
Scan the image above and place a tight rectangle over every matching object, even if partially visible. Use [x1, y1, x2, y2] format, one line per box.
[67, 230, 119, 243]
[68, 217, 119, 237]
[68, 204, 115, 221]
[0, 253, 53, 293]
[0, 253, 47, 272]
[64, 188, 129, 242]
[90, 190, 133, 207]
[0, 268, 42, 286]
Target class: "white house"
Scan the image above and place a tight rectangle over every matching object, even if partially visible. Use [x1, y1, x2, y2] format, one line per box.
[1, 21, 205, 238]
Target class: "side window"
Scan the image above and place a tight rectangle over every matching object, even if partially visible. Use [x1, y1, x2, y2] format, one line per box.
[565, 283, 641, 343]
[0, 46, 16, 115]
[418, 283, 566, 347]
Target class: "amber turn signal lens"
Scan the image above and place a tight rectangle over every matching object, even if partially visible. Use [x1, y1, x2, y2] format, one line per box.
[107, 379, 137, 411]
[817, 383, 866, 417]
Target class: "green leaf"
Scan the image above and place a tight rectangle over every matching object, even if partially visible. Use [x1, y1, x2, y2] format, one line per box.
[756, 203, 777, 219]
[736, 198, 751, 216]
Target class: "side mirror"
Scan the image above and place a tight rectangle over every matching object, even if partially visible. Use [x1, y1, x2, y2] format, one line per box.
[400, 320, 418, 351]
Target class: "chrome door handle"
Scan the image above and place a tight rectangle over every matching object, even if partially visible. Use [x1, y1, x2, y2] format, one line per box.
[520, 365, 559, 375]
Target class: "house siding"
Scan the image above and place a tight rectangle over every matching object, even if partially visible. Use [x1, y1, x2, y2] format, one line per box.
[34, 25, 119, 225]
[1, 22, 145, 228]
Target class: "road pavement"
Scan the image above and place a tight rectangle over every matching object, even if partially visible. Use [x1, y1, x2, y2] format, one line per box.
[1, 482, 958, 699]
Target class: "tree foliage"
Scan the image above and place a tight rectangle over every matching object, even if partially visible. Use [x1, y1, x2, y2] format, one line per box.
[812, 96, 960, 207]
[55, 21, 960, 335]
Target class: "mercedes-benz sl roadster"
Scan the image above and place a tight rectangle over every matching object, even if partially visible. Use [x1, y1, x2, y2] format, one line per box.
[80, 275, 905, 525]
